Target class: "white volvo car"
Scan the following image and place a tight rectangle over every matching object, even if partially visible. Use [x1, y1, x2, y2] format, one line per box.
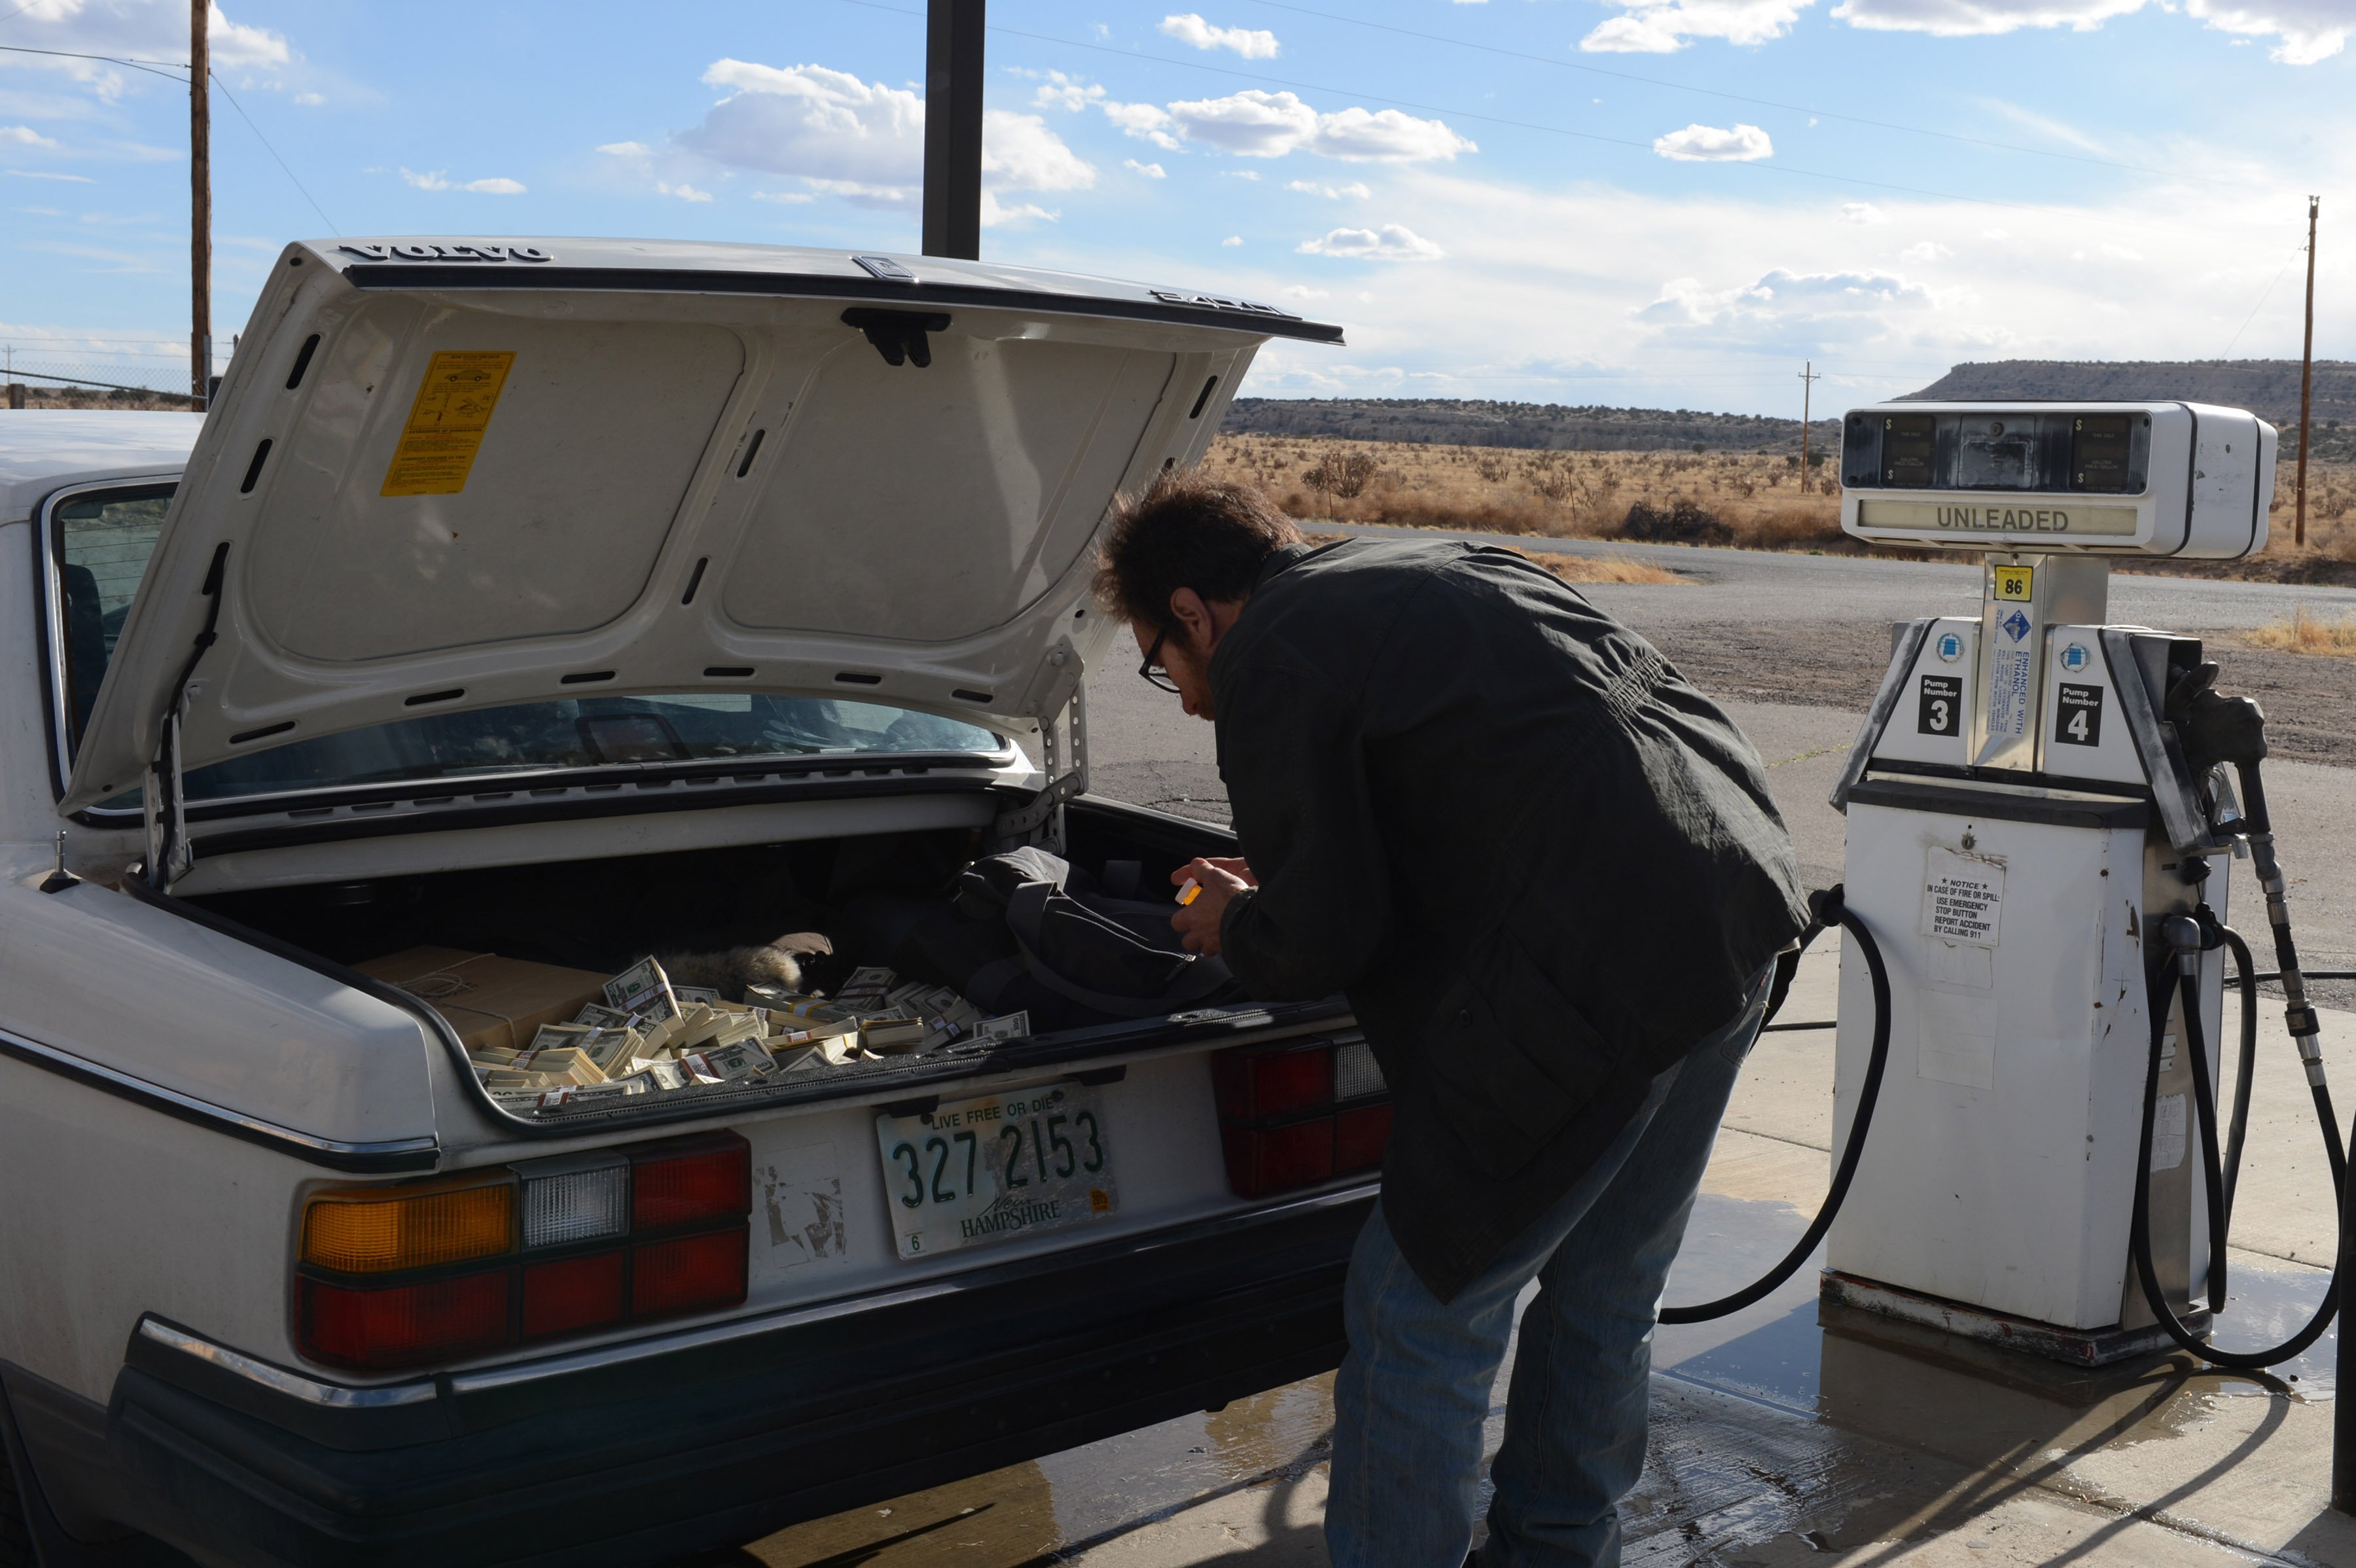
[0, 238, 1388, 1568]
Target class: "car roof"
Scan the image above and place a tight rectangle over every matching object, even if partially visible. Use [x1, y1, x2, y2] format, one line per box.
[0, 411, 200, 518]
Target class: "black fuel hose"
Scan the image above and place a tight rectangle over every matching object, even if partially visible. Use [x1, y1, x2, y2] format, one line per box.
[2129, 916, 2344, 1370]
[1660, 888, 1891, 1325]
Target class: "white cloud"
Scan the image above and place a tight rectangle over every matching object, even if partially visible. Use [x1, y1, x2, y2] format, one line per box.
[753, 189, 815, 203]
[657, 180, 713, 202]
[1582, 0, 1813, 52]
[1899, 240, 1953, 261]
[685, 60, 925, 185]
[1031, 73, 1185, 151]
[1298, 223, 1445, 260]
[293, 91, 324, 107]
[1, 3, 296, 99]
[1838, 202, 1887, 224]
[1289, 179, 1372, 199]
[1158, 13, 1281, 58]
[680, 61, 1092, 206]
[598, 141, 652, 158]
[1124, 158, 1168, 177]
[400, 168, 525, 193]
[984, 108, 1095, 192]
[1168, 90, 1474, 161]
[1224, 168, 1261, 180]
[1283, 284, 1332, 298]
[982, 192, 1057, 226]
[1222, 234, 1243, 245]
[1, 124, 60, 147]
[1101, 99, 1185, 150]
[3, 169, 93, 182]
[1653, 122, 1775, 161]
[1832, 0, 2347, 62]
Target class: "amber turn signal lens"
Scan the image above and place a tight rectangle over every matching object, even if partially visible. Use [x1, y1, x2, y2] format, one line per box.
[302, 1172, 516, 1274]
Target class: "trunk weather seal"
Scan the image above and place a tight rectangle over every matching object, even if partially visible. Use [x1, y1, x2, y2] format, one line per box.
[340, 265, 1348, 345]
[0, 1016, 438, 1174]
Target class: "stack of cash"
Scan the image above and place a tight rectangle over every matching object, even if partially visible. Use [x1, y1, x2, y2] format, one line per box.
[477, 954, 1033, 1113]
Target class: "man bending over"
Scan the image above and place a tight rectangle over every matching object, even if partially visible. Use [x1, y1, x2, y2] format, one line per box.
[1094, 474, 1808, 1568]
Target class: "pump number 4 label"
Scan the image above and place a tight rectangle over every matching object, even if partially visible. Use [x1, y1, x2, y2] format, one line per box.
[2054, 683, 2104, 747]
[875, 1082, 1119, 1259]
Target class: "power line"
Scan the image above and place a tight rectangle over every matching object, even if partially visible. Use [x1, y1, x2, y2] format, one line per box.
[0, 41, 192, 86]
[208, 69, 338, 234]
[1239, 0, 2188, 183]
[2222, 240, 2305, 357]
[827, 0, 2277, 251]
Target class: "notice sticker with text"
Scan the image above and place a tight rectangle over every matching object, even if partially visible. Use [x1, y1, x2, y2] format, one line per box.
[1921, 846, 2005, 948]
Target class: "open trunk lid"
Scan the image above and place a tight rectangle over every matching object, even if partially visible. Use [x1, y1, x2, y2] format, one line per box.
[63, 238, 1340, 815]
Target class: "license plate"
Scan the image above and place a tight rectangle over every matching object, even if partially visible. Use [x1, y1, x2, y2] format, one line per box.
[874, 1081, 1119, 1259]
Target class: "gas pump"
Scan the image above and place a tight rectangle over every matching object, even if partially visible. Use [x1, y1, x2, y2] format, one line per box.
[1665, 401, 2346, 1381]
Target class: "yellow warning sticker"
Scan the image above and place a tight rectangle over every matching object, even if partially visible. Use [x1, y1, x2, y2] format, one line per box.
[1991, 563, 2034, 602]
[380, 350, 516, 497]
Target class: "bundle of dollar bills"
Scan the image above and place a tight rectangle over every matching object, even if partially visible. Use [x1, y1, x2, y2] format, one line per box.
[477, 956, 1030, 1113]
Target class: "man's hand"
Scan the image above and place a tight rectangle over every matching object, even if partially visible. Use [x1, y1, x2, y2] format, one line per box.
[1171, 857, 1253, 956]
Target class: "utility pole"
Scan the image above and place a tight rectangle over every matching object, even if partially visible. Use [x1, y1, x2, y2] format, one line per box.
[1798, 361, 1822, 493]
[2296, 195, 2319, 548]
[921, 0, 984, 260]
[189, 0, 211, 412]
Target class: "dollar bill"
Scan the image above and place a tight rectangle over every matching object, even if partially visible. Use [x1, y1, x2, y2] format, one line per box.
[572, 1003, 635, 1030]
[681, 1040, 773, 1082]
[971, 1011, 1032, 1044]
[626, 1056, 692, 1091]
[673, 986, 723, 1007]
[605, 957, 680, 1024]
[861, 1016, 929, 1054]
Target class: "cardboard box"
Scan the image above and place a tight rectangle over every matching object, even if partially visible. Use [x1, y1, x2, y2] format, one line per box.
[357, 946, 609, 1054]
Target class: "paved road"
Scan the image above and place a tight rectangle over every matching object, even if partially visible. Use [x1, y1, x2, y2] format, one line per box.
[1317, 521, 2356, 630]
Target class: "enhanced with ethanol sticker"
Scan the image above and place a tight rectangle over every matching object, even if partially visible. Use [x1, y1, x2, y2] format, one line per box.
[874, 1082, 1119, 1259]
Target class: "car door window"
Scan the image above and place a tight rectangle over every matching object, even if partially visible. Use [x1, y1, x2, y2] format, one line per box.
[51, 484, 173, 749]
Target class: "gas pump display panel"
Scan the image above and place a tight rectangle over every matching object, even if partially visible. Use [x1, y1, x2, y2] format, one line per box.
[1838, 401, 2274, 560]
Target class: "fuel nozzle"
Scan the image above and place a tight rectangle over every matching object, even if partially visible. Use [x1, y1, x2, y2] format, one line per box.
[2173, 669, 2272, 838]
[39, 830, 79, 895]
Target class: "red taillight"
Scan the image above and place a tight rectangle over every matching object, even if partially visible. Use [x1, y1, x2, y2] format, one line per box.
[634, 1226, 749, 1318]
[1213, 1035, 1391, 1199]
[1224, 1120, 1336, 1198]
[1213, 1042, 1335, 1120]
[297, 1131, 753, 1370]
[630, 1133, 751, 1232]
[299, 1272, 510, 1370]
[521, 1250, 628, 1340]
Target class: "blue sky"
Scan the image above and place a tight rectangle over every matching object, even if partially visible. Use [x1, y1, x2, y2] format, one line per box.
[1, 0, 2350, 417]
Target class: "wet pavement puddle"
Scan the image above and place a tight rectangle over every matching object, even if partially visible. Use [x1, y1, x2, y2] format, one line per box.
[729, 1194, 2336, 1565]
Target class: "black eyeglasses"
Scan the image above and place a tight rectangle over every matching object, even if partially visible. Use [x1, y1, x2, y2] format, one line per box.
[1138, 626, 1181, 693]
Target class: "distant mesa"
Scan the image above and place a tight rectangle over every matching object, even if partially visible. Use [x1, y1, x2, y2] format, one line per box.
[1221, 361, 2352, 463]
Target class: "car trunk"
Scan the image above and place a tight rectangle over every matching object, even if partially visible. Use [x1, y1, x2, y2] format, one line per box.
[178, 793, 1356, 1131]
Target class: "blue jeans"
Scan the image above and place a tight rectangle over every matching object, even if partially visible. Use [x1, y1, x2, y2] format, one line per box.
[1327, 969, 1771, 1568]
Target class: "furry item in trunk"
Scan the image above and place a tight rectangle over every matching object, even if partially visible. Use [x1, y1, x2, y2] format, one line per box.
[656, 933, 834, 1001]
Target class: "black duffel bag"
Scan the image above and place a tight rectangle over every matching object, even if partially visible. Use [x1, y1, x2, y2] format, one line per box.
[868, 847, 1243, 1031]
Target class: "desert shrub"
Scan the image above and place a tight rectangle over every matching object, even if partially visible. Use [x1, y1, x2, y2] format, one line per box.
[1617, 500, 1732, 546]
[1305, 451, 1380, 499]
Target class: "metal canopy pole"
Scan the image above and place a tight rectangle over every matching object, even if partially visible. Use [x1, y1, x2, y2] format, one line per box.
[921, 0, 985, 260]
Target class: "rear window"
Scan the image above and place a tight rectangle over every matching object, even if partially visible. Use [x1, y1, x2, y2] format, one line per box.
[49, 483, 1005, 810]
[179, 693, 1003, 803]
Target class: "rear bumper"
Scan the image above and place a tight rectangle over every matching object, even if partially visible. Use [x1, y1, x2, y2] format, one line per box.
[27, 1186, 1373, 1568]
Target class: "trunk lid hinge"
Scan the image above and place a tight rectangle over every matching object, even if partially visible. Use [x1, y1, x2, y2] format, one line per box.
[993, 682, 1088, 855]
[142, 542, 229, 892]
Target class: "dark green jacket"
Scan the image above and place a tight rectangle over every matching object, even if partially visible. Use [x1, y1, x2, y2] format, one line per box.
[1211, 538, 1807, 1302]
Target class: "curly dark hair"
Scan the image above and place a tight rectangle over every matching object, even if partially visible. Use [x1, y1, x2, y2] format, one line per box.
[1093, 471, 1302, 628]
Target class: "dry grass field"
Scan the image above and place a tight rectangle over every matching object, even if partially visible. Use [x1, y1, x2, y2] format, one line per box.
[1205, 433, 2356, 581]
[2249, 606, 2356, 656]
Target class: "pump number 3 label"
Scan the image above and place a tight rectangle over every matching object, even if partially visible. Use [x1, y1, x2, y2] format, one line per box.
[1917, 675, 1961, 737]
[1921, 847, 2005, 948]
[875, 1082, 1118, 1260]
